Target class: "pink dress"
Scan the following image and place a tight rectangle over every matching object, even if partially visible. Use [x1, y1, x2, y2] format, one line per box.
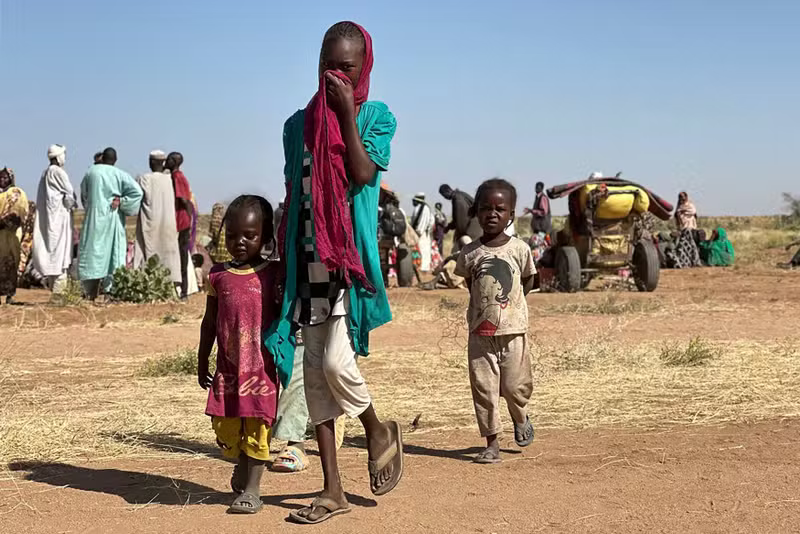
[205, 261, 279, 424]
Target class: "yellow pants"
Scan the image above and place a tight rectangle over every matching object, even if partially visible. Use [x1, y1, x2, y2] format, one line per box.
[212, 417, 272, 461]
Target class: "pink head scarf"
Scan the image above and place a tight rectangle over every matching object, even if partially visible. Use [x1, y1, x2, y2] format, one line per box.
[302, 22, 374, 290]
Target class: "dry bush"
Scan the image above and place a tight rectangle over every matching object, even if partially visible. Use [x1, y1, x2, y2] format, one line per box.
[659, 337, 721, 367]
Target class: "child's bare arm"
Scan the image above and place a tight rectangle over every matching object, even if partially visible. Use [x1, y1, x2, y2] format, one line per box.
[340, 114, 377, 186]
[197, 296, 218, 389]
[522, 275, 536, 295]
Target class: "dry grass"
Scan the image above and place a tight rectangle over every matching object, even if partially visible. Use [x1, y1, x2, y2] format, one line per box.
[2, 237, 800, 466]
[7, 300, 797, 466]
[544, 294, 663, 315]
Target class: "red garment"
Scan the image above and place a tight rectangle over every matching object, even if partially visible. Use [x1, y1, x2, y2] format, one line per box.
[205, 262, 279, 423]
[172, 170, 192, 232]
[302, 21, 374, 290]
[532, 194, 550, 216]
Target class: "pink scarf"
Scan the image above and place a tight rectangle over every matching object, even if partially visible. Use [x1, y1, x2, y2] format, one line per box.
[302, 22, 374, 289]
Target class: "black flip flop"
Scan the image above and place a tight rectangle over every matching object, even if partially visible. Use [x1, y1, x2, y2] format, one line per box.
[227, 492, 263, 514]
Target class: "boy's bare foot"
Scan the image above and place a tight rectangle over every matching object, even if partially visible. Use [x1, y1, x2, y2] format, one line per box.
[474, 435, 501, 464]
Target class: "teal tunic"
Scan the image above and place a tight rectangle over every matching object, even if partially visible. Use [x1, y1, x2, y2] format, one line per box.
[265, 101, 396, 387]
[78, 164, 143, 281]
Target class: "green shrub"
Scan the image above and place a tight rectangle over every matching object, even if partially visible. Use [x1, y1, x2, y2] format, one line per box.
[138, 347, 217, 377]
[659, 337, 721, 367]
[49, 278, 84, 307]
[110, 256, 175, 303]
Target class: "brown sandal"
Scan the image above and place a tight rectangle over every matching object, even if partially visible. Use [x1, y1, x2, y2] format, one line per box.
[368, 421, 404, 496]
[288, 496, 351, 524]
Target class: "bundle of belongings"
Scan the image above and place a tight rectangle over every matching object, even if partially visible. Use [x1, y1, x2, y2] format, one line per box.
[657, 227, 734, 268]
[658, 230, 703, 269]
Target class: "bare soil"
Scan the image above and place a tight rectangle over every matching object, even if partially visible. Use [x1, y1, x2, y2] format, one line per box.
[2, 268, 800, 533]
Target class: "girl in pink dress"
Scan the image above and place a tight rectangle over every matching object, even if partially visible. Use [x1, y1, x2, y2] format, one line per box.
[197, 195, 279, 514]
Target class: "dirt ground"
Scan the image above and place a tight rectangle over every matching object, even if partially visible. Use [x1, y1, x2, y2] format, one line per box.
[2, 268, 800, 533]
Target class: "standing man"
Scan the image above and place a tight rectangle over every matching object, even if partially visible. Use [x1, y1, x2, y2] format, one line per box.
[439, 183, 481, 253]
[433, 202, 447, 255]
[166, 151, 192, 301]
[32, 144, 77, 293]
[525, 181, 551, 235]
[78, 147, 142, 300]
[412, 193, 433, 272]
[134, 151, 181, 286]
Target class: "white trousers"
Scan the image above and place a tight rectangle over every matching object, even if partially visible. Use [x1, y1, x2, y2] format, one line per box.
[302, 316, 371, 425]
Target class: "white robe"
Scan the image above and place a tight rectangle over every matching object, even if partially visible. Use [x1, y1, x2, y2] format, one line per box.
[134, 171, 182, 283]
[413, 203, 434, 272]
[32, 165, 76, 276]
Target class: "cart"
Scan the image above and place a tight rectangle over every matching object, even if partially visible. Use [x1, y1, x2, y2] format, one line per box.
[545, 177, 674, 292]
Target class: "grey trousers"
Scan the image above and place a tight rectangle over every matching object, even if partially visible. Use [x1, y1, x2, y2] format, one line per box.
[272, 345, 310, 442]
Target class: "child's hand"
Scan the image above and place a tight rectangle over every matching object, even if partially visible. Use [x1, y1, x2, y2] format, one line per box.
[325, 72, 355, 120]
[197, 357, 213, 390]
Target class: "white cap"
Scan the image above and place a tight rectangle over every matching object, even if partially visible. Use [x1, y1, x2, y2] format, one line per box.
[149, 150, 167, 160]
[589, 171, 603, 179]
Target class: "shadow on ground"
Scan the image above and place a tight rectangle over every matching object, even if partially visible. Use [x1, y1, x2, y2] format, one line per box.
[104, 432, 225, 459]
[7, 461, 377, 511]
[342, 435, 520, 462]
[8, 461, 228, 506]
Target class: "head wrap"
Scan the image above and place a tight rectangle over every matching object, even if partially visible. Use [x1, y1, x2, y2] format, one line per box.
[297, 21, 374, 290]
[413, 193, 426, 204]
[48, 144, 66, 166]
[149, 150, 167, 161]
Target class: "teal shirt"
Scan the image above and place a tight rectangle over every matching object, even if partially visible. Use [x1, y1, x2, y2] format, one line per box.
[265, 101, 397, 387]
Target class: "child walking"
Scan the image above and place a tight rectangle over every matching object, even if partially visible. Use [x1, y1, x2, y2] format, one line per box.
[455, 178, 536, 464]
[265, 21, 403, 524]
[197, 195, 278, 514]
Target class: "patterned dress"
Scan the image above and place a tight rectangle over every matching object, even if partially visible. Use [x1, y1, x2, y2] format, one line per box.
[0, 180, 29, 297]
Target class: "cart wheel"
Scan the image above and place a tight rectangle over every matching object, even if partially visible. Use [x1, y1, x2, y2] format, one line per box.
[396, 244, 414, 288]
[556, 246, 581, 293]
[633, 240, 659, 292]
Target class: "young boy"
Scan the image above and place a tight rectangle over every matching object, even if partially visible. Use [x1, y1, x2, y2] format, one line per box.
[455, 178, 536, 463]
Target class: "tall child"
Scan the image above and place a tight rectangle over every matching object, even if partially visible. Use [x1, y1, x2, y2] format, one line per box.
[197, 195, 278, 514]
[266, 21, 404, 524]
[455, 178, 536, 463]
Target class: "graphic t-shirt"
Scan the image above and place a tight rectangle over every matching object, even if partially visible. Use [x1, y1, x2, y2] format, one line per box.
[455, 237, 536, 336]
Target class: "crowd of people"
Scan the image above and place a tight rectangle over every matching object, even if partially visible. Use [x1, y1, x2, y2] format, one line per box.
[0, 146, 199, 304]
[656, 191, 735, 269]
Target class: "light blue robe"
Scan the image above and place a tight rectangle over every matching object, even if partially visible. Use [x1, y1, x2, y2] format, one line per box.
[78, 164, 142, 281]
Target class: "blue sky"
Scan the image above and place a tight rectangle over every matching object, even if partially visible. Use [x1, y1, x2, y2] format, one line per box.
[1, 0, 797, 215]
